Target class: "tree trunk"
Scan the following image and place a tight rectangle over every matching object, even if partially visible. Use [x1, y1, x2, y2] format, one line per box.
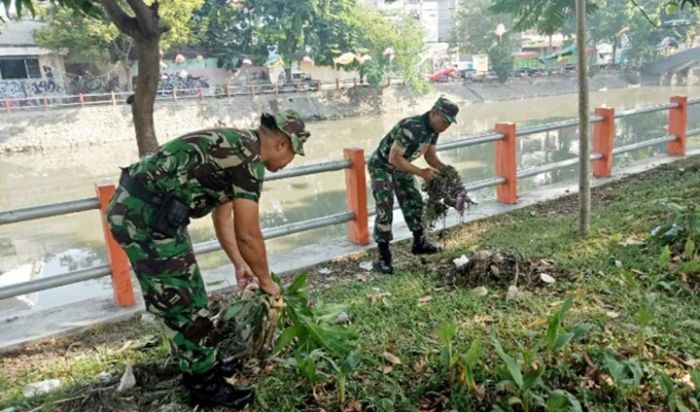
[132, 36, 161, 156]
[576, 0, 590, 236]
[285, 67, 293, 84]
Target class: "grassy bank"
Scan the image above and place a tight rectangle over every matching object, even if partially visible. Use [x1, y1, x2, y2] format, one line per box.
[2, 156, 699, 411]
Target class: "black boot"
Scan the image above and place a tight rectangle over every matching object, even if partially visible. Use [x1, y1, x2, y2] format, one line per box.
[218, 355, 243, 378]
[411, 229, 441, 255]
[374, 242, 394, 274]
[182, 367, 254, 409]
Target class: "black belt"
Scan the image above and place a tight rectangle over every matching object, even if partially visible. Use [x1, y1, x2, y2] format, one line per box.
[119, 170, 167, 207]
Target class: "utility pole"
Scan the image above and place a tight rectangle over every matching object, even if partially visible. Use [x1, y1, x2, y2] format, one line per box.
[576, 0, 591, 236]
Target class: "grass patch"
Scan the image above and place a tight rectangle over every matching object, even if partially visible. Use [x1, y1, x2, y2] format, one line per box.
[2, 158, 700, 411]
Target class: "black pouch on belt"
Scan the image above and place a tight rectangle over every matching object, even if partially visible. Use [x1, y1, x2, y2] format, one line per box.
[119, 170, 190, 237]
[151, 196, 191, 237]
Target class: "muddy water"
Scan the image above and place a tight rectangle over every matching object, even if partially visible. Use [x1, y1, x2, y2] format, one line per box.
[1, 85, 699, 313]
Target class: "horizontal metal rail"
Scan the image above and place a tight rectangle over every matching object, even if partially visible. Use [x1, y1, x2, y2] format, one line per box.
[436, 132, 504, 151]
[0, 160, 352, 226]
[687, 128, 700, 137]
[612, 135, 677, 155]
[516, 152, 604, 179]
[0, 265, 110, 301]
[517, 115, 604, 137]
[193, 211, 354, 255]
[615, 103, 679, 119]
[265, 159, 351, 181]
[688, 98, 700, 106]
[465, 176, 506, 191]
[0, 197, 100, 226]
[0, 211, 356, 301]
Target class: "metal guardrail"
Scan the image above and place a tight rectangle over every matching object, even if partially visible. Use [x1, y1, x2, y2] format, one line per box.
[0, 197, 100, 226]
[612, 135, 677, 155]
[616, 102, 679, 119]
[517, 152, 604, 179]
[0, 99, 692, 303]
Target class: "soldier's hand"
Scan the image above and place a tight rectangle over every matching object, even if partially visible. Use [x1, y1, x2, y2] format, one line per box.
[260, 280, 281, 298]
[235, 262, 255, 290]
[420, 168, 439, 181]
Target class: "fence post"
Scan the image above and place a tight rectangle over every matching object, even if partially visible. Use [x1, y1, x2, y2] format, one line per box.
[593, 107, 615, 178]
[79, 93, 85, 107]
[111, 91, 117, 106]
[315, 80, 321, 92]
[198, 88, 204, 101]
[274, 84, 279, 96]
[336, 78, 340, 90]
[668, 95, 688, 156]
[4, 97, 10, 113]
[225, 84, 231, 98]
[343, 148, 370, 245]
[251, 85, 256, 97]
[96, 182, 136, 307]
[173, 87, 178, 102]
[43, 94, 49, 110]
[353, 78, 357, 87]
[495, 123, 518, 204]
[295, 82, 301, 93]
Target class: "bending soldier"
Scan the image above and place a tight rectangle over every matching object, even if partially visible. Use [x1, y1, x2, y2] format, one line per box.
[106, 110, 310, 409]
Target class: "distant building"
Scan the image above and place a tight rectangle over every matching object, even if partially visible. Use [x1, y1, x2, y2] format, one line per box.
[364, 0, 459, 44]
[0, 20, 67, 101]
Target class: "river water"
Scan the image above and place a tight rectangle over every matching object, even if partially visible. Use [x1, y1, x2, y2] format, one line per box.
[1, 85, 699, 314]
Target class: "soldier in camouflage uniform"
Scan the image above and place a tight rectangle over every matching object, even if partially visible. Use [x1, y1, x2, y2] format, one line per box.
[106, 110, 310, 409]
[368, 97, 459, 274]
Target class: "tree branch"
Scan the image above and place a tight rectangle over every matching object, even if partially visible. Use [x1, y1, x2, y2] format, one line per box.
[125, 0, 159, 35]
[630, 0, 661, 28]
[100, 0, 139, 37]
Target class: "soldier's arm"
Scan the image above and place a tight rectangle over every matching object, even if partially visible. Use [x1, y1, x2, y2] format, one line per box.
[212, 202, 246, 269]
[231, 198, 279, 296]
[425, 145, 447, 170]
[389, 143, 437, 180]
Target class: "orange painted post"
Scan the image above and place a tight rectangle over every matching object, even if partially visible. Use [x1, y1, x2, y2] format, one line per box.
[4, 97, 11, 113]
[173, 87, 178, 102]
[79, 93, 85, 107]
[111, 91, 117, 106]
[225, 84, 231, 97]
[274, 84, 279, 96]
[343, 147, 370, 245]
[336, 78, 340, 90]
[198, 88, 204, 100]
[668, 95, 688, 156]
[593, 107, 615, 177]
[250, 85, 255, 96]
[43, 94, 49, 110]
[495, 123, 518, 204]
[96, 182, 136, 307]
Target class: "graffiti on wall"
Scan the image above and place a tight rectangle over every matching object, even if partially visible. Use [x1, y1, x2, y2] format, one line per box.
[68, 74, 120, 94]
[0, 64, 65, 106]
[155, 72, 210, 96]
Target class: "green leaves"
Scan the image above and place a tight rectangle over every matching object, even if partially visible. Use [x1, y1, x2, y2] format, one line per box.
[494, 339, 524, 388]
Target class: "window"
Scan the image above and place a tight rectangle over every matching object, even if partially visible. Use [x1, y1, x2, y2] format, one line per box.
[0, 58, 42, 80]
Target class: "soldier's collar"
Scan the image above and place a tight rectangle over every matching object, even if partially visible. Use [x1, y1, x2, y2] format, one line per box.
[422, 112, 436, 133]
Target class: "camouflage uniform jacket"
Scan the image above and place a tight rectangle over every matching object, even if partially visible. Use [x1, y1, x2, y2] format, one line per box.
[369, 112, 439, 169]
[127, 128, 266, 219]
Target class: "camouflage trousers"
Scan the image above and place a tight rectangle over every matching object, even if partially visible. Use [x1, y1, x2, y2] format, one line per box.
[368, 157, 423, 243]
[106, 187, 217, 375]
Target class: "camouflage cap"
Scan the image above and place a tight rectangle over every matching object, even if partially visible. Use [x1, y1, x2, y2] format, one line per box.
[274, 110, 310, 156]
[433, 96, 459, 124]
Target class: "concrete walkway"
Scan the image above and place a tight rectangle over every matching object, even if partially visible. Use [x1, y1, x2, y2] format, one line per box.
[1, 148, 698, 354]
